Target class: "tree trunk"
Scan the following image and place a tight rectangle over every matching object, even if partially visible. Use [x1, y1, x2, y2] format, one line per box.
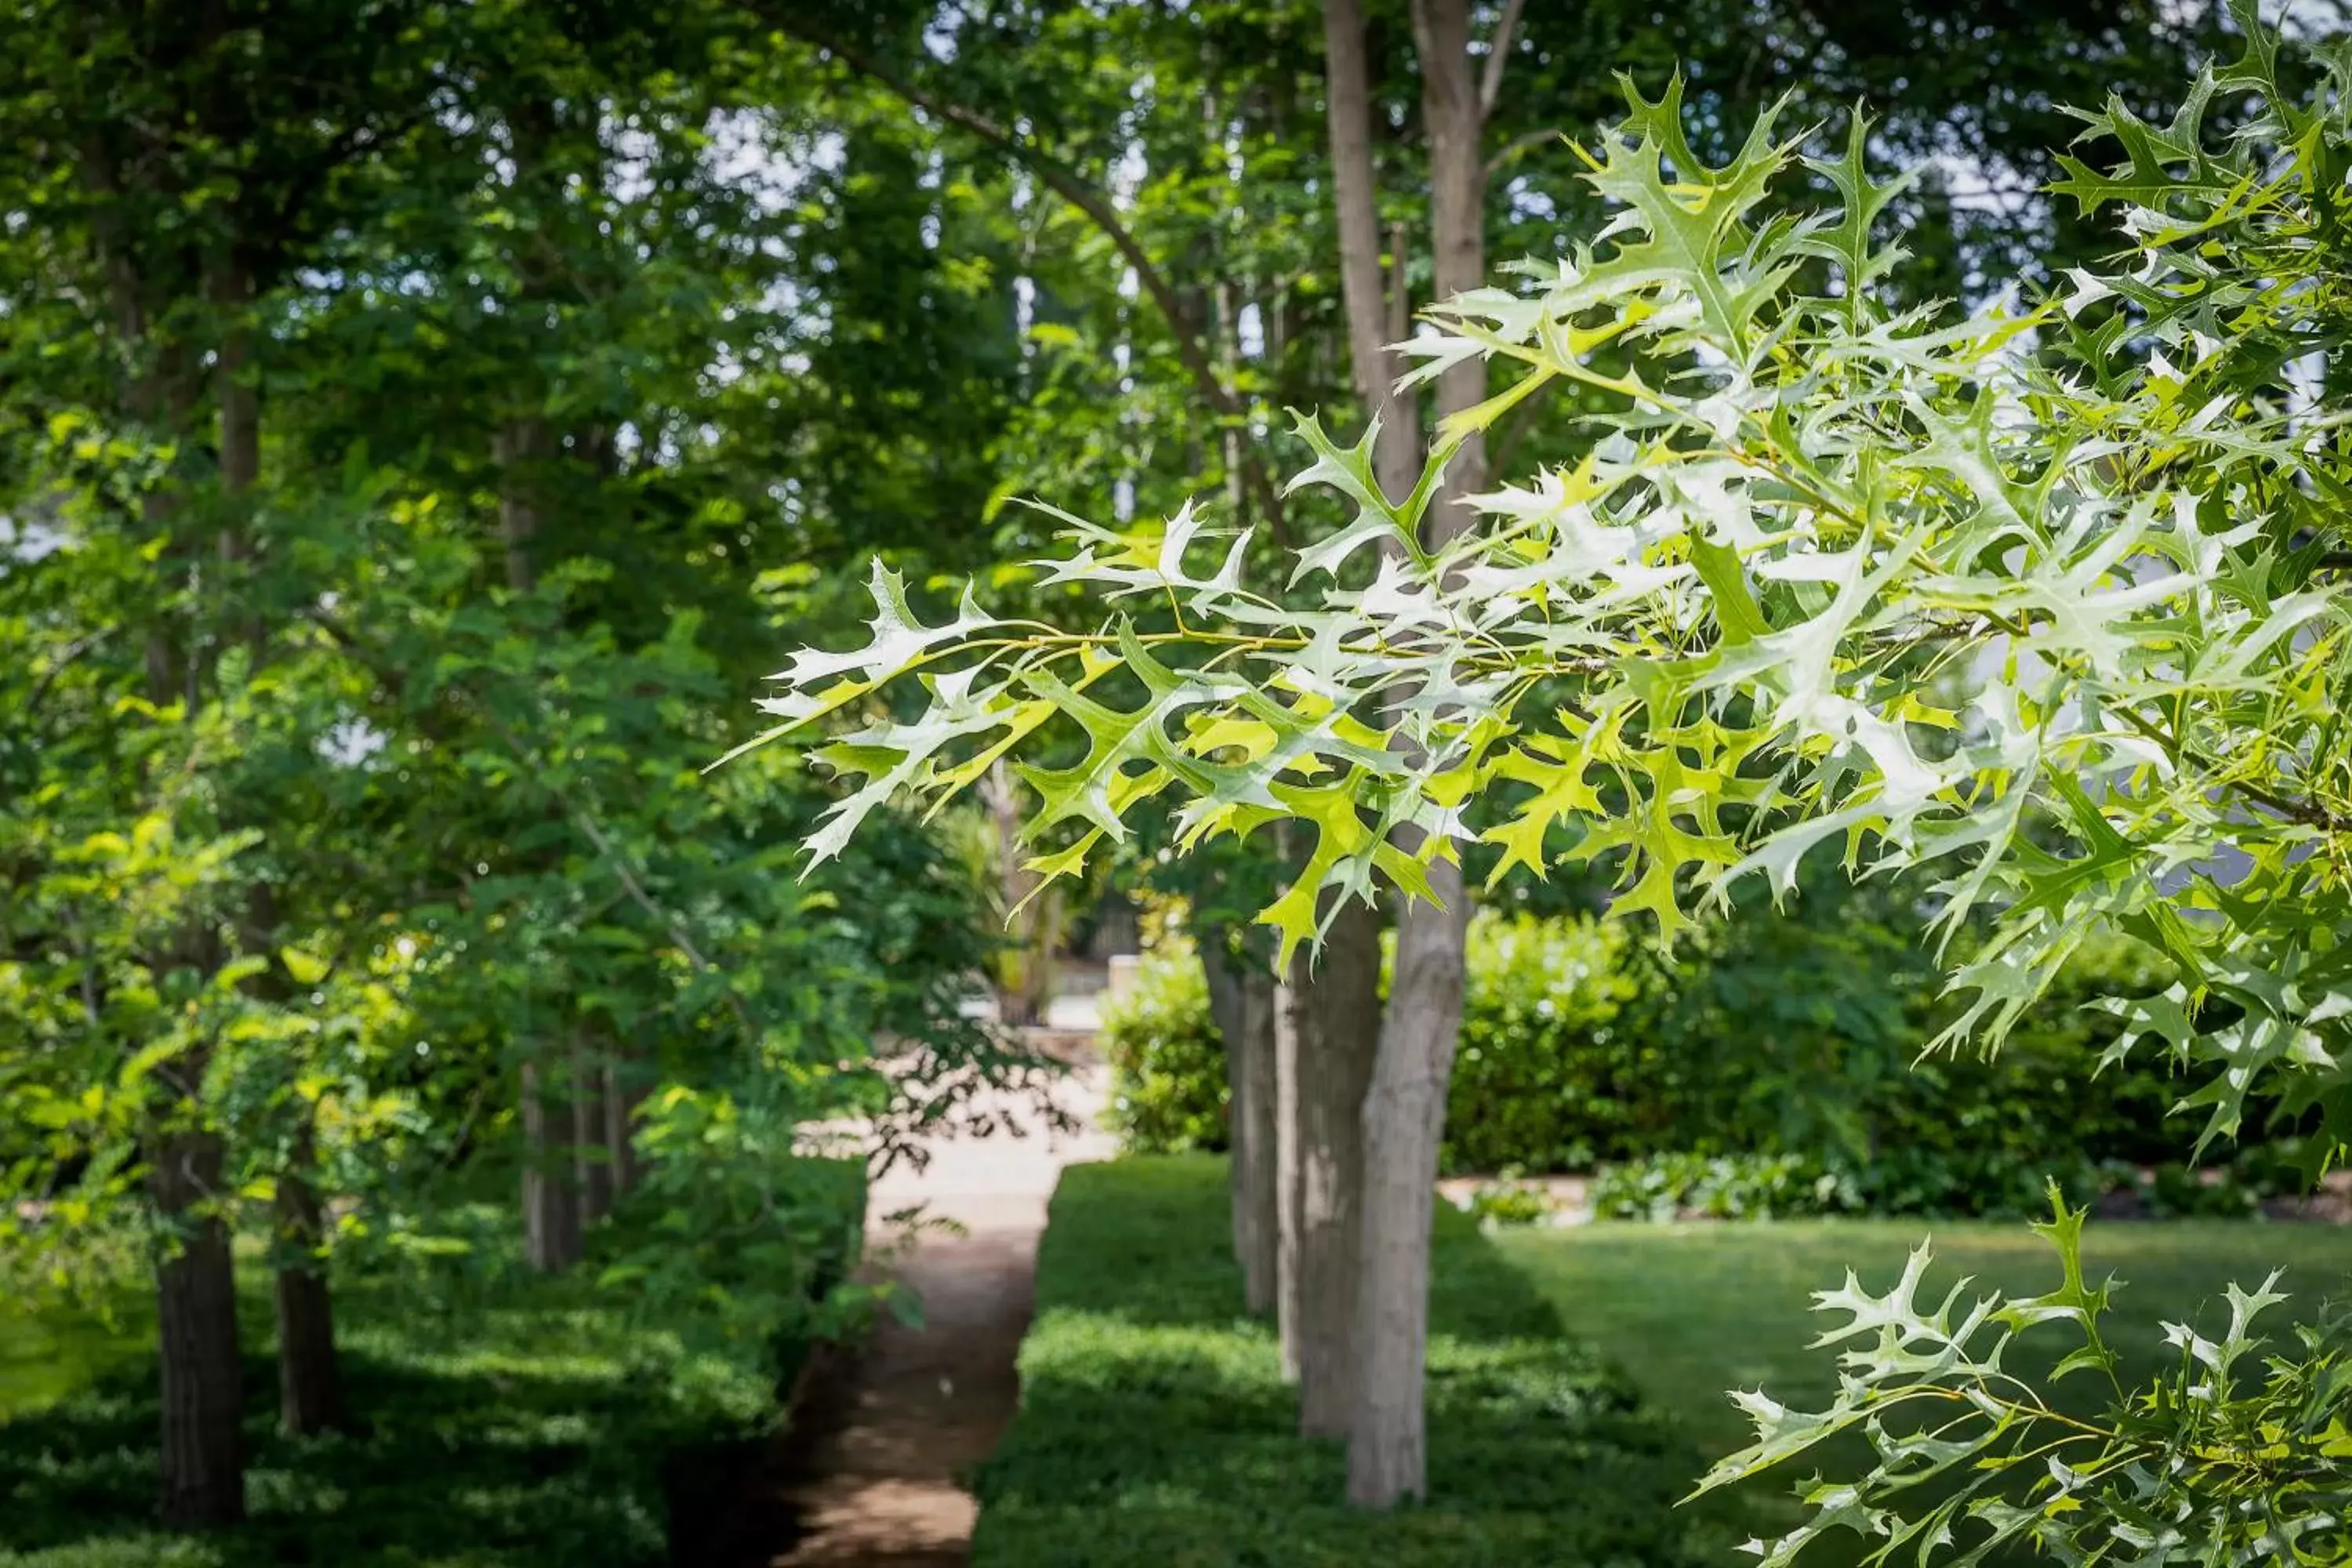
[573, 1030, 613, 1226]
[492, 415, 550, 594]
[496, 417, 584, 1272]
[1202, 923, 1280, 1316]
[521, 1058, 581, 1272]
[982, 760, 1054, 1025]
[270, 1127, 343, 1439]
[1320, 0, 1422, 496]
[604, 1054, 646, 1197]
[1275, 949, 1305, 1383]
[211, 248, 260, 661]
[1236, 962, 1279, 1317]
[1279, 5, 1425, 1443]
[1348, 0, 1490, 1509]
[1349, 877, 1469, 1501]
[133, 253, 253, 1525]
[151, 1129, 245, 1528]
[1282, 897, 1383, 1438]
[212, 249, 259, 515]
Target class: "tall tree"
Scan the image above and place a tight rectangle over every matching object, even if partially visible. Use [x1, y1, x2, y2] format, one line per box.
[1200, 920, 1280, 1314]
[0, 0, 446, 1515]
[757, 19, 2352, 1558]
[1345, 0, 1503, 1508]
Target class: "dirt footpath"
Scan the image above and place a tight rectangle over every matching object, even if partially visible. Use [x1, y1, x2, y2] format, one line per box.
[728, 1067, 1114, 1566]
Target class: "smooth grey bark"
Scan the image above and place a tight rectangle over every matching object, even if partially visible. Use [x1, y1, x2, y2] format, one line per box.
[1197, 93, 1280, 1319]
[981, 760, 1057, 1026]
[1320, 0, 1422, 499]
[1348, 0, 1494, 1509]
[1283, 898, 1384, 1437]
[1202, 923, 1280, 1316]
[1235, 965, 1279, 1315]
[1320, 0, 1467, 1486]
[1275, 942, 1305, 1382]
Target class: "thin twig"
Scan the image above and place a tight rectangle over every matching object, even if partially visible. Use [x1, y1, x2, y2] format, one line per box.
[782, 19, 1294, 548]
[1478, 0, 1529, 122]
[27, 630, 113, 718]
[1483, 126, 1563, 180]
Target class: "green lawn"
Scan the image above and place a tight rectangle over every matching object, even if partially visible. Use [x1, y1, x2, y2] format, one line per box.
[1497, 1215, 2352, 1552]
[978, 1160, 2352, 1565]
[971, 1154, 1738, 1566]
[1497, 1217, 2352, 1461]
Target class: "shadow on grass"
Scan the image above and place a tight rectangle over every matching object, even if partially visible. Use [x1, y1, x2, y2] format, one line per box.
[0, 1327, 765, 1568]
[968, 1155, 1736, 1567]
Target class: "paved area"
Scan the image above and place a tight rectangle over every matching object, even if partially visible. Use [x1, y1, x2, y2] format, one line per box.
[752, 1063, 1115, 1566]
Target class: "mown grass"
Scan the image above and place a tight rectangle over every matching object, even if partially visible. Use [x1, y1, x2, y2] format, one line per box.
[971, 1154, 1733, 1566]
[1498, 1216, 2352, 1552]
[1500, 1218, 2352, 1461]
[0, 1174, 862, 1568]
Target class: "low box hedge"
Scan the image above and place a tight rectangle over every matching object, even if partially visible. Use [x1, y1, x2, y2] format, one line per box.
[968, 1154, 1724, 1566]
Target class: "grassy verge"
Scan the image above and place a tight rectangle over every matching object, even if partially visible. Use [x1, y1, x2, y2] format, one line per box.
[0, 1163, 863, 1568]
[970, 1154, 1730, 1566]
[1497, 1217, 2352, 1549]
[1498, 1218, 2352, 1460]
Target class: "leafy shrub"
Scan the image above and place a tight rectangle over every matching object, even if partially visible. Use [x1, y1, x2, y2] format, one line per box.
[1443, 913, 1642, 1173]
[1590, 1152, 1857, 1223]
[1102, 913, 1642, 1167]
[1461, 1174, 1557, 1227]
[1098, 939, 1225, 1154]
[0, 1164, 864, 1566]
[1638, 873, 2201, 1171]
[1105, 898, 2295, 1215]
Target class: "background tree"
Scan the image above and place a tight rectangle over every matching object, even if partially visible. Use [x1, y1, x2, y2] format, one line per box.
[0, 0, 1047, 1530]
[740, 2, 2343, 1544]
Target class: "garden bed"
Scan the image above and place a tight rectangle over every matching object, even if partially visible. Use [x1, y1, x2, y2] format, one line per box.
[1443, 1161, 2352, 1229]
[967, 1154, 1728, 1567]
[0, 1166, 865, 1568]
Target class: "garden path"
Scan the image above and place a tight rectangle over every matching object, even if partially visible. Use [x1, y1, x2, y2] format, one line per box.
[726, 1048, 1115, 1566]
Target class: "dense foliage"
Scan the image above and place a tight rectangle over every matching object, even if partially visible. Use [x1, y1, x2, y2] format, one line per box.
[755, 6, 2352, 1556]
[0, 1163, 862, 1568]
[1105, 898, 2278, 1214]
[0, 1, 1053, 1529]
[967, 1153, 1725, 1566]
[0, 0, 2303, 1551]
[1097, 937, 1229, 1154]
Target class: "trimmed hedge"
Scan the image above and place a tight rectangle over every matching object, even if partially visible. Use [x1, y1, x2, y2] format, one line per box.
[1103, 899, 2296, 1215]
[968, 1155, 1723, 1566]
